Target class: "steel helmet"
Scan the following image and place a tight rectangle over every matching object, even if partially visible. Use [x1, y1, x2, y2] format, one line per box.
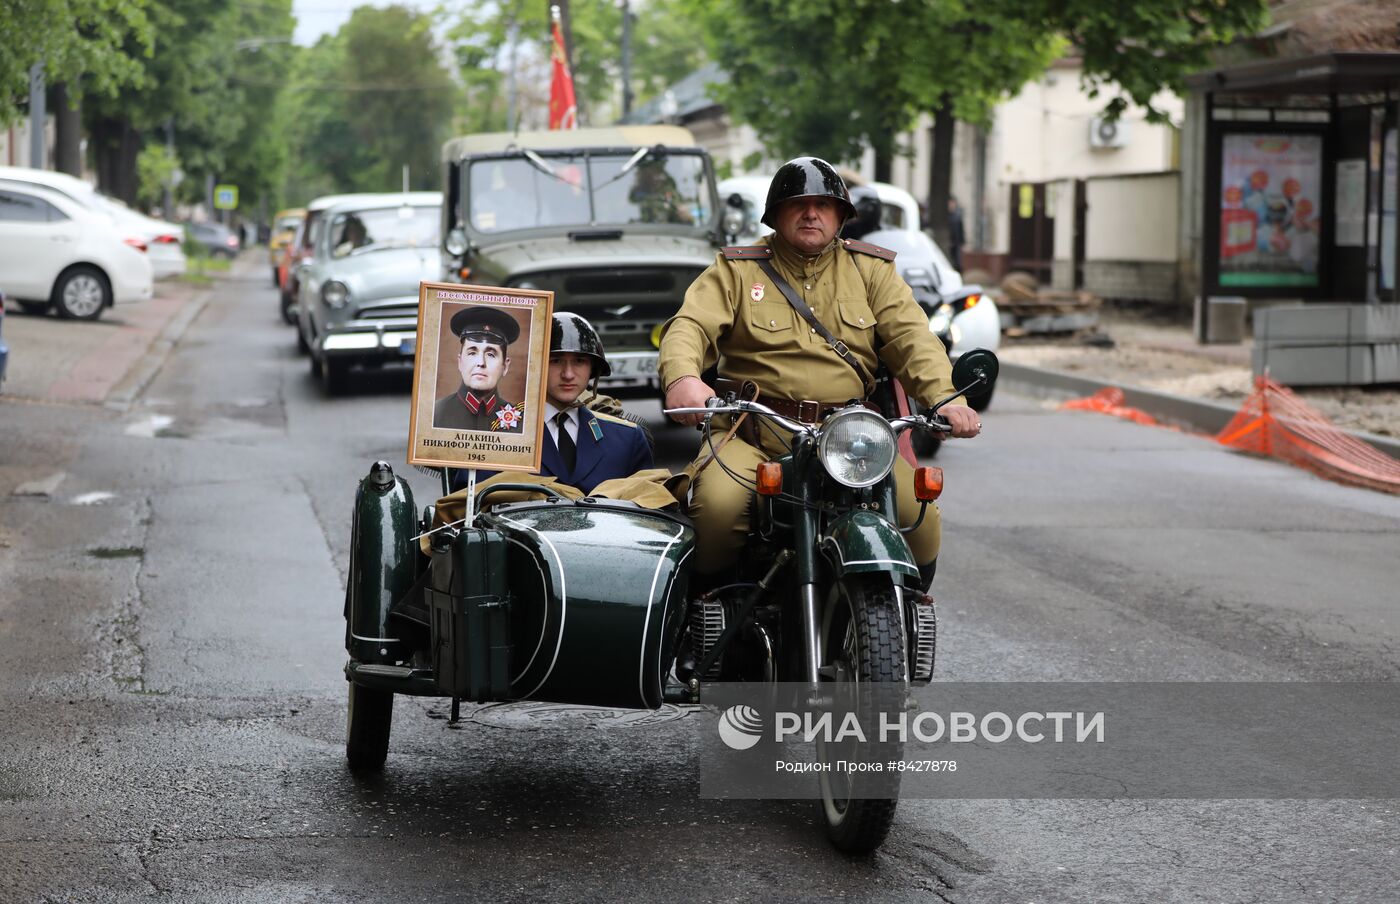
[550, 312, 611, 377]
[761, 156, 856, 228]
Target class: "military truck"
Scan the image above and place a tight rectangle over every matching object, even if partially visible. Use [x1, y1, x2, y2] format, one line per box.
[440, 125, 738, 390]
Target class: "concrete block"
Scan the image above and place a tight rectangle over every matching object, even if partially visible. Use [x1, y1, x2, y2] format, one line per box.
[1253, 343, 1400, 386]
[1254, 304, 1400, 347]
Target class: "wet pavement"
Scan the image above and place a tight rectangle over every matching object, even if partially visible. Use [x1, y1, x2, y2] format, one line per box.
[0, 260, 1398, 902]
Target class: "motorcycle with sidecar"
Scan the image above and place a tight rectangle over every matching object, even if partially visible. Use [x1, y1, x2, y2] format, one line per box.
[343, 350, 998, 853]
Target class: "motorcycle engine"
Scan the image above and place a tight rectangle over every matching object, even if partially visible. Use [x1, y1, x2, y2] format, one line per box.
[690, 596, 726, 680]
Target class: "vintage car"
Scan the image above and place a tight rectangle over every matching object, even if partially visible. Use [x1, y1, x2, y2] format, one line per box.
[296, 192, 442, 394]
[281, 193, 369, 327]
[439, 125, 731, 391]
[268, 207, 305, 287]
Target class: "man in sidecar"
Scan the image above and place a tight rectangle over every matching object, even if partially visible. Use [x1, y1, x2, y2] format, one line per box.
[660, 156, 981, 592]
[449, 312, 652, 494]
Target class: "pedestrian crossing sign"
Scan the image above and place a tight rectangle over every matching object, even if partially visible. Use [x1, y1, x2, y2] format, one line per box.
[214, 185, 239, 210]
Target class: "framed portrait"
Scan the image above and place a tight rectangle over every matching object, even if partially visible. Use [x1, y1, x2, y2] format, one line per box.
[407, 281, 554, 473]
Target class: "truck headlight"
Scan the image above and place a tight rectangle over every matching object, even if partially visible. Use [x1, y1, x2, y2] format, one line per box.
[818, 407, 896, 489]
[322, 280, 350, 308]
[444, 228, 468, 257]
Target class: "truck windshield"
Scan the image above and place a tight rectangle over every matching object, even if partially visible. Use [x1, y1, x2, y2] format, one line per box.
[468, 151, 710, 233]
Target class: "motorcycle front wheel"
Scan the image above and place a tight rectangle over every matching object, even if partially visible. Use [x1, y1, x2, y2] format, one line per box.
[816, 575, 907, 854]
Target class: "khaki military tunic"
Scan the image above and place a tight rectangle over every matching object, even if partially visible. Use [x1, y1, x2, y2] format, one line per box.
[659, 234, 962, 410]
[659, 234, 962, 575]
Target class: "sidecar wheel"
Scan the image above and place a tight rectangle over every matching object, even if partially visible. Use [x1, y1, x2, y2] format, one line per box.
[346, 681, 393, 771]
[817, 576, 906, 854]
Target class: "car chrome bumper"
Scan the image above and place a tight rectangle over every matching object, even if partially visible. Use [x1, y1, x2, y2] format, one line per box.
[320, 316, 419, 359]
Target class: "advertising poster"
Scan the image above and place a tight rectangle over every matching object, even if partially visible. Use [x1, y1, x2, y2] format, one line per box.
[407, 282, 553, 473]
[1218, 133, 1322, 287]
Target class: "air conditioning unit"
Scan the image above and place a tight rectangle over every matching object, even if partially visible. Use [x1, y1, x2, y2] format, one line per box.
[1089, 116, 1130, 149]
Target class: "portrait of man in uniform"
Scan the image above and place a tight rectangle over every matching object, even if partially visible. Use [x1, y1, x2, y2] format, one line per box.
[433, 306, 525, 432]
[408, 282, 552, 474]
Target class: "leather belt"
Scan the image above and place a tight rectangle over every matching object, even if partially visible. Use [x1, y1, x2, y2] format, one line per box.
[713, 378, 876, 424]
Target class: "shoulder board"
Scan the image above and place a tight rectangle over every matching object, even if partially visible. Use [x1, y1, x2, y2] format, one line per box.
[842, 238, 897, 262]
[721, 245, 774, 260]
[592, 411, 638, 429]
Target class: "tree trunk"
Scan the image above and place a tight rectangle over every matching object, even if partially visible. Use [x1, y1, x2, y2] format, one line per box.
[90, 117, 142, 205]
[873, 146, 892, 184]
[52, 84, 82, 176]
[926, 98, 955, 248]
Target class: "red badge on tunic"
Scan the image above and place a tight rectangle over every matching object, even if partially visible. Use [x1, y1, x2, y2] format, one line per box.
[750, 283, 765, 302]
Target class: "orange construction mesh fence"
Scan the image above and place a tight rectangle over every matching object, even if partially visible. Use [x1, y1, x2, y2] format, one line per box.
[1216, 376, 1400, 495]
[1060, 387, 1161, 426]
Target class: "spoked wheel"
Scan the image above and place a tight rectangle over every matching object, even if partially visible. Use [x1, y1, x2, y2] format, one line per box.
[817, 575, 907, 854]
[346, 681, 393, 771]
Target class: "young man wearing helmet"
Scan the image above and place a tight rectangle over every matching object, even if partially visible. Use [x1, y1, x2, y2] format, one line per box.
[449, 312, 652, 494]
[659, 156, 981, 592]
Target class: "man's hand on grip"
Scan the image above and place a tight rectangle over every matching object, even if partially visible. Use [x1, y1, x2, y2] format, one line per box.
[665, 376, 715, 427]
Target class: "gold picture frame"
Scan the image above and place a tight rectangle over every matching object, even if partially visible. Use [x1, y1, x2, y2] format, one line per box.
[407, 281, 554, 473]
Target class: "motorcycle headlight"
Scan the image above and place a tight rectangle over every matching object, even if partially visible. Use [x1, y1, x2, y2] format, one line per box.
[817, 407, 897, 489]
[322, 280, 349, 308]
[928, 303, 953, 336]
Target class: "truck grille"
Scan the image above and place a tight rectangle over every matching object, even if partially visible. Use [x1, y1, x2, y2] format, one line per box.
[565, 271, 675, 295]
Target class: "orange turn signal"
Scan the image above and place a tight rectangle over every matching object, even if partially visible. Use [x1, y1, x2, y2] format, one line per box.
[756, 461, 783, 496]
[913, 466, 944, 501]
[963, 293, 980, 309]
[459, 267, 473, 280]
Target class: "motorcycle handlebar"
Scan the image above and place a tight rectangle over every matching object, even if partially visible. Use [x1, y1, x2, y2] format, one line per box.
[662, 398, 952, 435]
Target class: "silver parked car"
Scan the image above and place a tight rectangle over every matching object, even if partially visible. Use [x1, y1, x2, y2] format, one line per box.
[296, 192, 441, 394]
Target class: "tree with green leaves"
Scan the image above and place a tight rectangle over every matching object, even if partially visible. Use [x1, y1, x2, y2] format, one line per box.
[335, 5, 458, 191]
[0, 0, 154, 123]
[79, 0, 295, 212]
[697, 0, 1267, 240]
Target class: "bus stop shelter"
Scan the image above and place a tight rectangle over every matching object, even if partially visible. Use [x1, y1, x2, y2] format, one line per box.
[1188, 52, 1400, 306]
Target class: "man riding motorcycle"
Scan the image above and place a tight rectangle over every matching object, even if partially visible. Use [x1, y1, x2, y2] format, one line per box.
[659, 156, 981, 592]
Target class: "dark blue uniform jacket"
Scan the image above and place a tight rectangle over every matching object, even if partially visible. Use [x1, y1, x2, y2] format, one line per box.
[449, 405, 652, 495]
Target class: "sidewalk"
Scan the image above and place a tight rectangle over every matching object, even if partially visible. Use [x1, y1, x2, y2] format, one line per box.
[0, 277, 211, 408]
[997, 308, 1400, 442]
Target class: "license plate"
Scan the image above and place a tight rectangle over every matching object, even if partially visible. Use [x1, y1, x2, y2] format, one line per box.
[399, 337, 416, 356]
[608, 352, 659, 378]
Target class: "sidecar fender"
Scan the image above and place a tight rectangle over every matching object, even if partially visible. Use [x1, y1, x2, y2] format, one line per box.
[346, 462, 419, 666]
[819, 510, 920, 581]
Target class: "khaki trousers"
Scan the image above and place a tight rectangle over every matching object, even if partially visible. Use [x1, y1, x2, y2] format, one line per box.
[687, 433, 940, 576]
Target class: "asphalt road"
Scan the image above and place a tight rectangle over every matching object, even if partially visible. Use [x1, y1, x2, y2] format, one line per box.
[1, 261, 1398, 902]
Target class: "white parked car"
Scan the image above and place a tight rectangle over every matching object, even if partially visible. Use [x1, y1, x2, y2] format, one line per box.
[0, 165, 185, 280]
[0, 182, 154, 319]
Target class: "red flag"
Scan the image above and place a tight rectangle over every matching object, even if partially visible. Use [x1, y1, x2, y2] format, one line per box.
[548, 14, 577, 130]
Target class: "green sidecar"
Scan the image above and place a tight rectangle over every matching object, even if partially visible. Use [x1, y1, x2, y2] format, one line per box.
[342, 462, 694, 770]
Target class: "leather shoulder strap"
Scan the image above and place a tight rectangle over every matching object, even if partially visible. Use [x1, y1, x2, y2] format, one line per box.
[842, 238, 897, 261]
[755, 258, 874, 396]
[721, 245, 775, 260]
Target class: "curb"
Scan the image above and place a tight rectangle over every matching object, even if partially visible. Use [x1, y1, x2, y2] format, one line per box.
[998, 361, 1400, 461]
[105, 286, 213, 411]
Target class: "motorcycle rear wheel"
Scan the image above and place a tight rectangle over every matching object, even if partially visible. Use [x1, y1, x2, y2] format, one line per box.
[346, 681, 393, 771]
[817, 575, 906, 854]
